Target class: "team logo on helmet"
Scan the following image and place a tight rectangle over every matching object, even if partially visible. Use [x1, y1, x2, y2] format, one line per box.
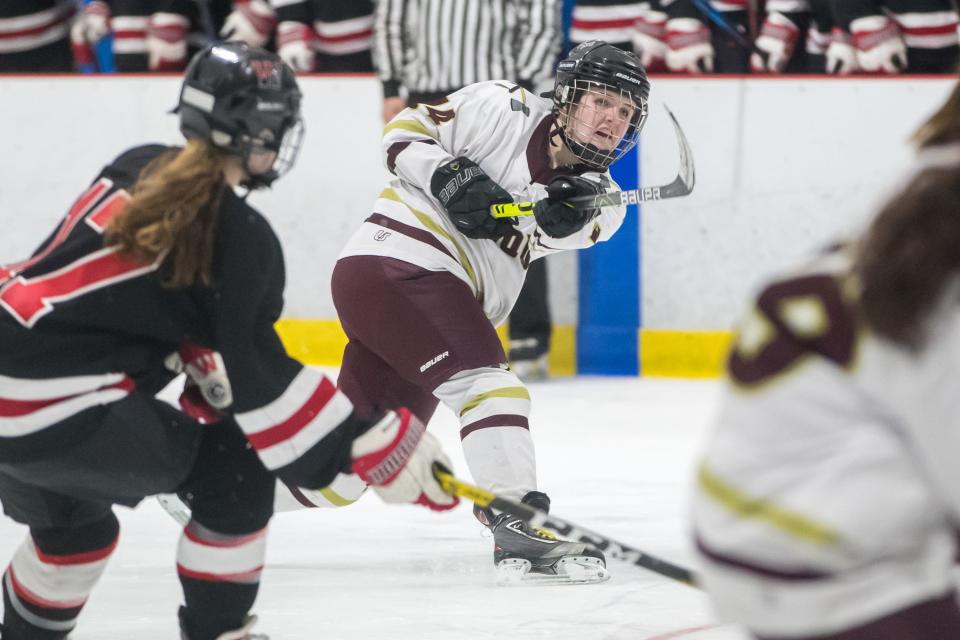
[250, 59, 281, 89]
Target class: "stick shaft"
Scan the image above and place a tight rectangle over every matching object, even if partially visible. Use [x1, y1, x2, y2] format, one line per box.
[490, 103, 695, 219]
[491, 185, 678, 219]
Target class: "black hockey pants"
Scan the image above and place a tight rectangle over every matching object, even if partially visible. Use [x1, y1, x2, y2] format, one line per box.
[0, 392, 275, 640]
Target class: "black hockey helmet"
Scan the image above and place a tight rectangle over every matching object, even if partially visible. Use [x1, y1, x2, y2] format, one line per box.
[553, 41, 650, 170]
[176, 42, 304, 189]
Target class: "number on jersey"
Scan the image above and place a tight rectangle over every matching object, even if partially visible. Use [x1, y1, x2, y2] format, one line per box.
[728, 274, 859, 387]
[0, 179, 158, 328]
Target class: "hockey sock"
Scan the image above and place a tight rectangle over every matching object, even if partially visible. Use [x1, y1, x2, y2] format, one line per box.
[2, 514, 119, 640]
[434, 367, 537, 500]
[176, 520, 267, 640]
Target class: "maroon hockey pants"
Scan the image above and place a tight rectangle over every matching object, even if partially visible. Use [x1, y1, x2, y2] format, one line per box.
[332, 255, 507, 423]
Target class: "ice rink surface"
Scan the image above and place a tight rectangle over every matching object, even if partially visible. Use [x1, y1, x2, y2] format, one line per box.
[0, 374, 753, 640]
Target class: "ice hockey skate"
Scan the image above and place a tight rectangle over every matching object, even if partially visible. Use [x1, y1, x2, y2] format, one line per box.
[158, 492, 191, 526]
[480, 491, 609, 586]
[179, 611, 268, 640]
[509, 353, 549, 382]
[508, 338, 549, 381]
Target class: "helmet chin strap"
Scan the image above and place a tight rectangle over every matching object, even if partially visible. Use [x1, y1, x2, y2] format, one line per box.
[555, 124, 609, 171]
[239, 171, 277, 191]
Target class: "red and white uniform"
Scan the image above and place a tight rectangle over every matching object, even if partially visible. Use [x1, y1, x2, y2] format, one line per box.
[833, 0, 959, 73]
[0, 0, 73, 54]
[0, 0, 74, 71]
[271, 0, 374, 72]
[0, 144, 358, 483]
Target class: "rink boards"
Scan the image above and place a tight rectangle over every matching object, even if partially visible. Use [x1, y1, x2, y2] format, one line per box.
[0, 74, 952, 376]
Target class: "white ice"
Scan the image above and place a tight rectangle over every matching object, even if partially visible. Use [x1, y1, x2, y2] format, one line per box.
[0, 375, 752, 640]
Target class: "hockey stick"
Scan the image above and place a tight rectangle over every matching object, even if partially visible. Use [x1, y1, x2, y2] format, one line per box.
[490, 103, 695, 219]
[691, 0, 766, 59]
[432, 464, 702, 588]
[188, 0, 219, 48]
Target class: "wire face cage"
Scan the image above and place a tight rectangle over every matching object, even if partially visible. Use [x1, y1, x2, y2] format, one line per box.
[556, 79, 648, 170]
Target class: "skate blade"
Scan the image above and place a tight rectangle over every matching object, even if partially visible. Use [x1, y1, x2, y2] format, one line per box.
[156, 494, 190, 527]
[496, 556, 610, 586]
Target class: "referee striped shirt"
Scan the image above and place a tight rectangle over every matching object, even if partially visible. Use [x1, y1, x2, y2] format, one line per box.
[374, 0, 562, 98]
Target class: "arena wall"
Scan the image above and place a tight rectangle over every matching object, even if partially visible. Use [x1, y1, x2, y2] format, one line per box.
[0, 75, 953, 376]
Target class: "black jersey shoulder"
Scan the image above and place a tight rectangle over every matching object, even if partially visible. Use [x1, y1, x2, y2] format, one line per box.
[99, 144, 176, 188]
[211, 187, 286, 284]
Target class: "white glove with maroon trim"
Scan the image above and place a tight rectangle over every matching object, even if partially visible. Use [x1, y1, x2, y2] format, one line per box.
[825, 27, 858, 74]
[633, 9, 668, 71]
[277, 21, 315, 72]
[665, 18, 714, 73]
[147, 12, 189, 71]
[70, 0, 110, 66]
[751, 12, 799, 72]
[220, 0, 277, 48]
[71, 0, 111, 44]
[351, 408, 459, 511]
[850, 15, 907, 73]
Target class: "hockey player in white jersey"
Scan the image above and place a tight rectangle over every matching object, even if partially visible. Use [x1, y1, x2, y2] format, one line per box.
[691, 84, 960, 639]
[330, 40, 649, 584]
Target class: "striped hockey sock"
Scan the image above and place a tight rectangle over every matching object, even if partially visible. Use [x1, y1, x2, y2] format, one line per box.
[177, 520, 267, 640]
[2, 515, 119, 640]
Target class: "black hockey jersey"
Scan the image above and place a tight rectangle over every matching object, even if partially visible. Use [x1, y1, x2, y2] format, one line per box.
[0, 145, 361, 486]
[273, 0, 374, 72]
[832, 0, 959, 51]
[569, 0, 647, 52]
[0, 0, 73, 55]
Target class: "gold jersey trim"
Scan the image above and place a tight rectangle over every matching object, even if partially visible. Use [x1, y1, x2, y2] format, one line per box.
[697, 463, 840, 546]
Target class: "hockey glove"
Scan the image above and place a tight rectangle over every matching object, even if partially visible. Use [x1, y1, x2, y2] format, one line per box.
[220, 0, 277, 48]
[633, 9, 668, 72]
[178, 383, 222, 424]
[72, 0, 111, 43]
[825, 28, 858, 75]
[179, 344, 233, 410]
[534, 176, 603, 239]
[850, 15, 907, 74]
[70, 0, 110, 67]
[165, 344, 233, 423]
[430, 157, 515, 240]
[351, 408, 459, 511]
[665, 18, 714, 73]
[277, 21, 316, 72]
[147, 12, 189, 71]
[751, 12, 799, 72]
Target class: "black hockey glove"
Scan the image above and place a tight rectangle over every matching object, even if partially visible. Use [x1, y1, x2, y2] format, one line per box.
[534, 176, 604, 239]
[430, 157, 514, 240]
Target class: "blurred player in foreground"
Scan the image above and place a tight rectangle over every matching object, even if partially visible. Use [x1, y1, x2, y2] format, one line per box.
[691, 83, 960, 639]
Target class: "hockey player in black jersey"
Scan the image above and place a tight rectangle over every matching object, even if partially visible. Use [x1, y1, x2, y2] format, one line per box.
[0, 42, 456, 640]
[832, 0, 959, 73]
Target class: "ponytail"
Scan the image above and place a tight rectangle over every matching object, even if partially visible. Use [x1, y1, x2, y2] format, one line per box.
[106, 139, 227, 288]
[855, 165, 960, 348]
[913, 82, 960, 149]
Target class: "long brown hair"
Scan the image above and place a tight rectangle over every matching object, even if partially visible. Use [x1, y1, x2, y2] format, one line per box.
[105, 139, 227, 288]
[913, 82, 960, 149]
[855, 164, 960, 349]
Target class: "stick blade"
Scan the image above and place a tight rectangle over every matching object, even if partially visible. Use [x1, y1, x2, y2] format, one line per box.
[660, 103, 696, 198]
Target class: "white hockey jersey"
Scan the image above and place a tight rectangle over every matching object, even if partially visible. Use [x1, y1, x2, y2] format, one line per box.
[339, 80, 627, 327]
[691, 245, 960, 636]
